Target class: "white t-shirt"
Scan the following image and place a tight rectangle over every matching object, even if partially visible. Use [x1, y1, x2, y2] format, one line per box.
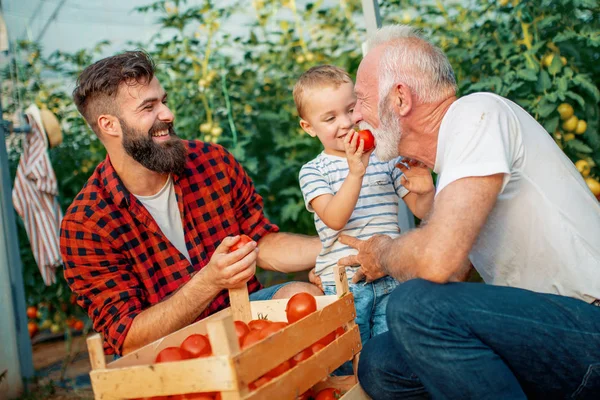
[299, 152, 409, 284]
[435, 92, 600, 303]
[135, 175, 191, 263]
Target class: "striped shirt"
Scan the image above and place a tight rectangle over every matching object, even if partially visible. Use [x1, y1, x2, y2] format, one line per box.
[299, 152, 409, 284]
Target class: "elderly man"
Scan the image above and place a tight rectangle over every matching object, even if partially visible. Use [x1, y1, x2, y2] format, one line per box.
[339, 25, 600, 399]
[60, 51, 321, 356]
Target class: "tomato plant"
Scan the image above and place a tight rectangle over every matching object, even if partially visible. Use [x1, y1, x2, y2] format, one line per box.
[285, 292, 317, 324]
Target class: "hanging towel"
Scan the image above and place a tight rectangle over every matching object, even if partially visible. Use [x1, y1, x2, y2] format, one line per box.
[12, 104, 63, 285]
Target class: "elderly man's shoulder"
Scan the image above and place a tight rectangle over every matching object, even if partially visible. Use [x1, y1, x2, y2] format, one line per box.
[453, 92, 512, 112]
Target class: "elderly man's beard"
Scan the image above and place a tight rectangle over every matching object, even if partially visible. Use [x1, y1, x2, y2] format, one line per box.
[121, 119, 187, 175]
[359, 101, 402, 162]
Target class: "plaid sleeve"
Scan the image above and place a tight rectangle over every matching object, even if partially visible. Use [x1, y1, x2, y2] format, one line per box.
[220, 147, 279, 241]
[60, 218, 144, 355]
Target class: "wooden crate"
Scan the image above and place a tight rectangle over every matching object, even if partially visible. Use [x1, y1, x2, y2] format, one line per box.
[87, 266, 371, 399]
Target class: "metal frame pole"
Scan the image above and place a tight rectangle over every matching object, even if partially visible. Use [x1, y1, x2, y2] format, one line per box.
[0, 52, 34, 398]
[361, 0, 416, 232]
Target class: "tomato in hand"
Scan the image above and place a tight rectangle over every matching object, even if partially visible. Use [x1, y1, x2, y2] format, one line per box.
[355, 129, 375, 151]
[155, 347, 192, 363]
[234, 320, 250, 346]
[180, 334, 212, 358]
[230, 234, 253, 252]
[315, 388, 343, 400]
[285, 292, 317, 324]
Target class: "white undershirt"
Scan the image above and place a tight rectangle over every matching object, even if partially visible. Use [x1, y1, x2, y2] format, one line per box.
[134, 175, 191, 263]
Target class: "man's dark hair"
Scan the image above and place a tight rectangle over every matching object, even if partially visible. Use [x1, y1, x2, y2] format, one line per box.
[72, 50, 155, 134]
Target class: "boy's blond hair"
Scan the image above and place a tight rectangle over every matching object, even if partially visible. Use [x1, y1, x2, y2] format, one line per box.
[293, 65, 352, 119]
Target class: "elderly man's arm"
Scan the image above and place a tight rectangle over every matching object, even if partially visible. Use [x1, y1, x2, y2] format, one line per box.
[340, 174, 503, 283]
[257, 232, 321, 273]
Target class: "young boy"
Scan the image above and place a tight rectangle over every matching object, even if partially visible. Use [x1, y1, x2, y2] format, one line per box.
[294, 65, 435, 345]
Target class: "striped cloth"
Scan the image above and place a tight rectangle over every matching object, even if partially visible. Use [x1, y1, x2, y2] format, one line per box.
[299, 152, 409, 285]
[12, 108, 63, 285]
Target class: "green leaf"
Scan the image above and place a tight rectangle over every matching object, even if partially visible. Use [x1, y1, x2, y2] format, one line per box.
[548, 54, 563, 75]
[544, 116, 560, 134]
[566, 139, 593, 153]
[517, 69, 538, 82]
[536, 70, 552, 92]
[538, 99, 557, 118]
[566, 91, 586, 108]
[573, 74, 600, 102]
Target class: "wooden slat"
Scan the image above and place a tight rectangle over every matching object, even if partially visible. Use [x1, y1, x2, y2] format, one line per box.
[242, 326, 362, 400]
[235, 294, 359, 384]
[229, 286, 252, 323]
[89, 356, 235, 399]
[87, 334, 106, 371]
[108, 308, 232, 369]
[334, 265, 350, 297]
[207, 315, 245, 400]
[339, 383, 372, 400]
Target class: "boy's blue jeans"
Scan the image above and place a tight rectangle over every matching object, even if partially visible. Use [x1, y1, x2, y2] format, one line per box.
[323, 275, 399, 345]
[358, 279, 600, 399]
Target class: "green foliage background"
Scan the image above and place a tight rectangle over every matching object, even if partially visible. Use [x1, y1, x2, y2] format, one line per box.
[1, 0, 598, 319]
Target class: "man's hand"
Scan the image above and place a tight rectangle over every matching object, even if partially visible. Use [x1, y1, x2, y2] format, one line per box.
[344, 131, 372, 178]
[338, 234, 393, 283]
[396, 159, 434, 195]
[201, 235, 258, 290]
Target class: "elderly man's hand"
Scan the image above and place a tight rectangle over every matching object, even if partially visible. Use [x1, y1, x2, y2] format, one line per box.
[338, 234, 393, 283]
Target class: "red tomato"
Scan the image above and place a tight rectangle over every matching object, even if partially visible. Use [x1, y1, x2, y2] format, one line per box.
[334, 327, 345, 338]
[26, 306, 38, 319]
[265, 359, 291, 378]
[73, 320, 85, 331]
[311, 343, 326, 354]
[155, 347, 192, 363]
[316, 331, 336, 347]
[258, 322, 288, 339]
[230, 234, 253, 252]
[170, 393, 217, 400]
[248, 319, 271, 331]
[356, 129, 375, 151]
[28, 322, 38, 338]
[315, 388, 343, 400]
[290, 347, 313, 366]
[234, 320, 250, 346]
[180, 334, 212, 358]
[241, 329, 263, 349]
[285, 292, 317, 324]
[248, 375, 272, 391]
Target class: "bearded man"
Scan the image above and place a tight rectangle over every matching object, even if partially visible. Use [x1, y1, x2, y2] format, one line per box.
[61, 51, 321, 356]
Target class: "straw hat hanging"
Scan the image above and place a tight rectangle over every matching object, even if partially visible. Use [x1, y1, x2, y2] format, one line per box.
[25, 104, 63, 148]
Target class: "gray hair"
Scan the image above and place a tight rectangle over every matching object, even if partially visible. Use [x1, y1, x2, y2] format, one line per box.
[365, 25, 457, 104]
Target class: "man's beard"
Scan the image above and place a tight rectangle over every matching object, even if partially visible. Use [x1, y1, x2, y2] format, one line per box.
[359, 100, 402, 162]
[121, 119, 187, 175]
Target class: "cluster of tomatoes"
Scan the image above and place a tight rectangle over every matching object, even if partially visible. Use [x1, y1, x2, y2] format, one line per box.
[135, 292, 345, 400]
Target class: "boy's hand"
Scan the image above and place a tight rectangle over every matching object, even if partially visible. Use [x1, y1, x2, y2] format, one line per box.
[396, 159, 434, 195]
[344, 131, 372, 177]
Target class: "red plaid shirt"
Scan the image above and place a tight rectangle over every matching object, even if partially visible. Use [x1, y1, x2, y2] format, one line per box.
[60, 140, 278, 355]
